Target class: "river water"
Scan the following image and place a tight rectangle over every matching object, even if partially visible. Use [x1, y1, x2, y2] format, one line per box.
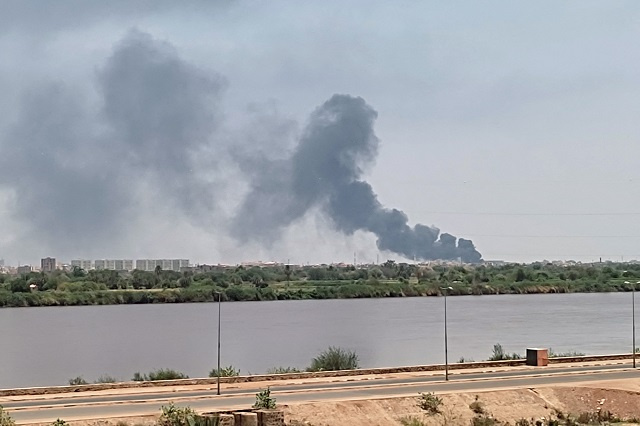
[0, 292, 635, 388]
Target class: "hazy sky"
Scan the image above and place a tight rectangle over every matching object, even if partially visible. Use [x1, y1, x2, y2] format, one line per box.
[1, 1, 639, 266]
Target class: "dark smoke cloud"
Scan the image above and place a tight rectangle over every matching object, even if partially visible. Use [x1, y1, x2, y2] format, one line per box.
[0, 84, 128, 250]
[0, 28, 480, 262]
[235, 95, 483, 262]
[0, 30, 225, 251]
[100, 30, 225, 215]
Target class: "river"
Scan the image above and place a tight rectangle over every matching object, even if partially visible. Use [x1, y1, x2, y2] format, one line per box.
[0, 292, 634, 388]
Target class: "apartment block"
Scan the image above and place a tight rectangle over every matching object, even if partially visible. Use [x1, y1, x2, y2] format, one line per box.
[71, 260, 93, 270]
[41, 257, 56, 273]
[94, 259, 134, 271]
[135, 259, 189, 272]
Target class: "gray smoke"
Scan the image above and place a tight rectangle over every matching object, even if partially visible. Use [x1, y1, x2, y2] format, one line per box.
[0, 29, 481, 262]
[236, 95, 483, 263]
[0, 30, 224, 251]
[0, 83, 128, 250]
[100, 30, 225, 216]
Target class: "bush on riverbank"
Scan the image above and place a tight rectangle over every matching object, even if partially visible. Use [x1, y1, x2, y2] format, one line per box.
[308, 346, 359, 371]
[132, 369, 188, 381]
[208, 366, 240, 377]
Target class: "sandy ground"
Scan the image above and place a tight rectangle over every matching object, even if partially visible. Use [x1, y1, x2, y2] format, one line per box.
[11, 370, 640, 425]
[282, 379, 640, 425]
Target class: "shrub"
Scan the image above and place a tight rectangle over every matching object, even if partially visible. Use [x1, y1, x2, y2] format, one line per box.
[470, 415, 499, 426]
[157, 403, 196, 426]
[132, 369, 188, 381]
[253, 387, 276, 409]
[469, 395, 485, 415]
[399, 417, 427, 426]
[547, 348, 585, 358]
[307, 346, 359, 371]
[51, 420, 67, 426]
[208, 365, 240, 377]
[266, 366, 302, 374]
[0, 406, 15, 426]
[416, 392, 442, 415]
[488, 343, 522, 361]
[95, 374, 117, 383]
[68, 376, 88, 385]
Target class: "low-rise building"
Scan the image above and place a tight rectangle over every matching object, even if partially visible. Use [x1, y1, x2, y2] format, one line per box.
[17, 265, 32, 275]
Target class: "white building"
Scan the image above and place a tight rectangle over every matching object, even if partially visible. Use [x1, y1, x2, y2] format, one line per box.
[71, 259, 93, 270]
[135, 259, 189, 272]
[94, 259, 134, 271]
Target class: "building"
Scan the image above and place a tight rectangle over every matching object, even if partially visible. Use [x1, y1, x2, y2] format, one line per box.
[71, 259, 93, 270]
[94, 259, 134, 271]
[41, 257, 56, 273]
[17, 265, 32, 275]
[135, 259, 189, 272]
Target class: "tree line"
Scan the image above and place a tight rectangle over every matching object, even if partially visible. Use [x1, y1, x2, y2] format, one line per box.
[0, 261, 639, 308]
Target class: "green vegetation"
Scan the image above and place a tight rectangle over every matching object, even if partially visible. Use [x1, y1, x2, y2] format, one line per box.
[208, 365, 240, 377]
[399, 417, 428, 426]
[156, 403, 196, 426]
[132, 369, 188, 381]
[252, 387, 277, 409]
[68, 376, 88, 385]
[266, 366, 303, 374]
[2, 261, 640, 308]
[548, 349, 586, 358]
[94, 374, 118, 383]
[0, 406, 15, 426]
[51, 420, 67, 426]
[487, 343, 523, 361]
[307, 346, 359, 372]
[416, 392, 442, 415]
[469, 395, 486, 415]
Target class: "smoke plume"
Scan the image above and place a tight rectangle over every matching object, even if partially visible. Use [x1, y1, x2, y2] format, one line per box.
[0, 29, 481, 263]
[235, 95, 482, 263]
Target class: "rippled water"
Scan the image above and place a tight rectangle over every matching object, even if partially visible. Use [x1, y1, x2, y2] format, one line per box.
[0, 292, 635, 388]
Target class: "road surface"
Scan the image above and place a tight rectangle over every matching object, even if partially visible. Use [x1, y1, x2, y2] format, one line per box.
[3, 363, 639, 424]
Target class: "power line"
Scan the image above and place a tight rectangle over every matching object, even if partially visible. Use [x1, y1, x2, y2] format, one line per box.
[467, 234, 640, 239]
[424, 211, 640, 216]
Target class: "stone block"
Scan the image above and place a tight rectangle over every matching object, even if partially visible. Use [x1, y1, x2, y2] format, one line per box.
[194, 413, 235, 426]
[255, 409, 285, 426]
[234, 412, 258, 426]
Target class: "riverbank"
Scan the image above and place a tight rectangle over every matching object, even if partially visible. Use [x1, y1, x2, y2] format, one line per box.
[0, 279, 637, 308]
[2, 261, 639, 308]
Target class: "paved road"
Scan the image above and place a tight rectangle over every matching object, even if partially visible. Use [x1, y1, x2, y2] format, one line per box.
[4, 364, 639, 424]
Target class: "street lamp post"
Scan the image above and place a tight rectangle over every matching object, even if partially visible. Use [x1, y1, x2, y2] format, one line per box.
[215, 291, 222, 395]
[440, 286, 453, 381]
[624, 281, 637, 369]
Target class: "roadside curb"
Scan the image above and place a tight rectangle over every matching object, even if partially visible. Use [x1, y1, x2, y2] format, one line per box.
[0, 353, 633, 397]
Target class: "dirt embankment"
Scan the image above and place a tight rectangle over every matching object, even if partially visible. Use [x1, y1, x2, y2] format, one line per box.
[18, 381, 640, 426]
[282, 385, 640, 426]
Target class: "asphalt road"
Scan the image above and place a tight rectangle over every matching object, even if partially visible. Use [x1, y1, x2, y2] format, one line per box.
[4, 364, 639, 424]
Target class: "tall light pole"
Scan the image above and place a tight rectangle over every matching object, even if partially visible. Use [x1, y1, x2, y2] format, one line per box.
[440, 286, 453, 381]
[624, 281, 637, 368]
[215, 291, 222, 395]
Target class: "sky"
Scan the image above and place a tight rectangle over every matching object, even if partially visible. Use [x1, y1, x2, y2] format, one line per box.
[0, 1, 639, 266]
